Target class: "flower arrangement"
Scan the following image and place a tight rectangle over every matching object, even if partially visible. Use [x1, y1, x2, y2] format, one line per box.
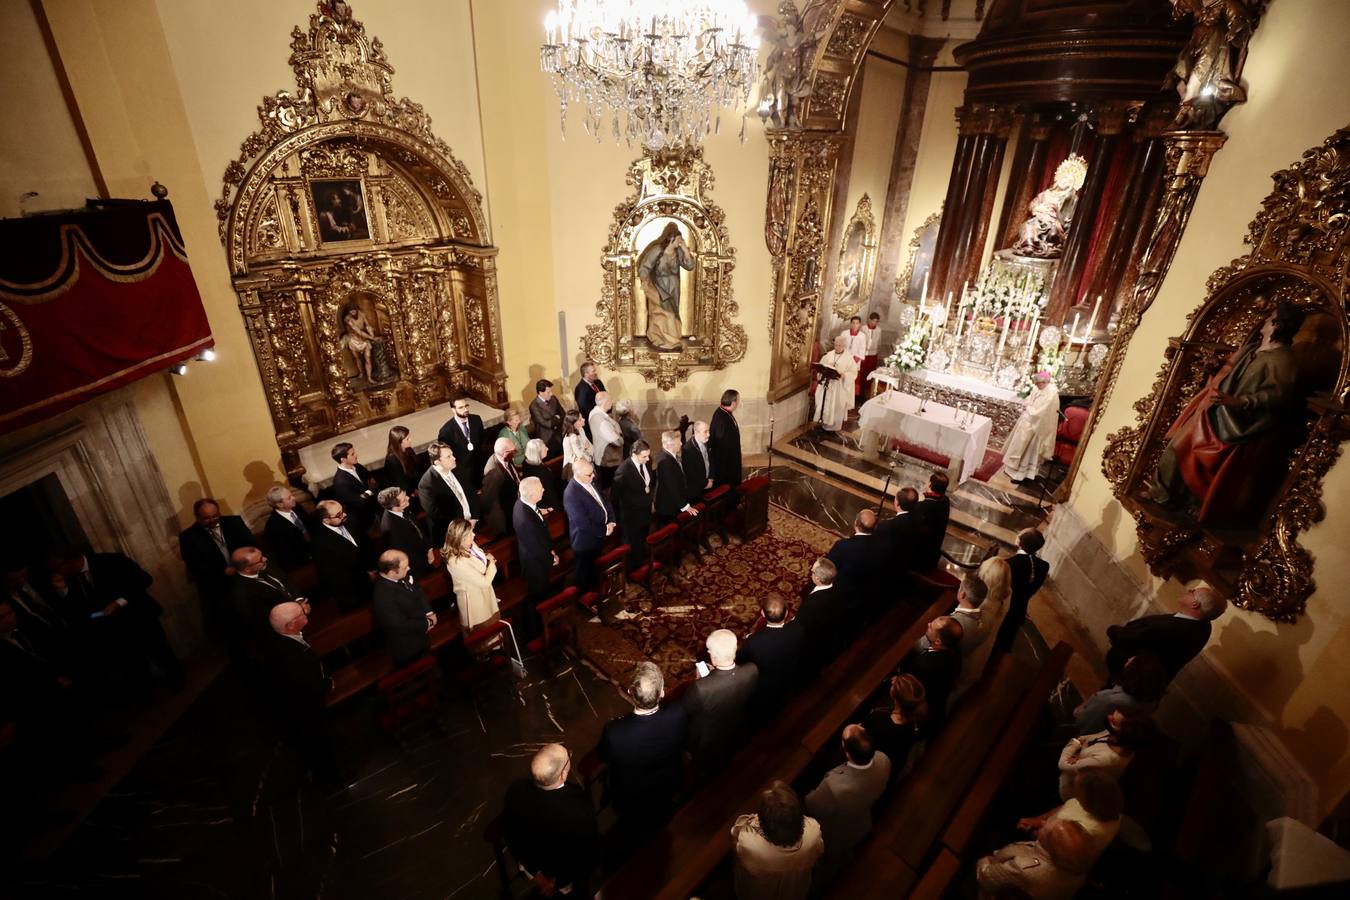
[965, 266, 1046, 322]
[886, 316, 930, 372]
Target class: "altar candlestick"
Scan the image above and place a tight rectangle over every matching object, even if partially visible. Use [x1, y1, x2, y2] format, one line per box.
[1069, 312, 1081, 343]
[944, 292, 954, 329]
[995, 315, 1009, 362]
[921, 271, 930, 307]
[1088, 294, 1104, 336]
[1025, 319, 1040, 364]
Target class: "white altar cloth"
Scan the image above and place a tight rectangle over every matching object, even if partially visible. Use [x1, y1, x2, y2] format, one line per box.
[296, 398, 504, 490]
[868, 366, 1021, 404]
[858, 391, 992, 483]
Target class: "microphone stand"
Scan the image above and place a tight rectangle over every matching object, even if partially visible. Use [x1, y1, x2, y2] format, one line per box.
[877, 457, 896, 515]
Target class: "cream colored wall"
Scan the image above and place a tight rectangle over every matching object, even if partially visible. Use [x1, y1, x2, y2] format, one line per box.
[0, 2, 99, 217]
[1062, 0, 1350, 817]
[891, 42, 966, 300]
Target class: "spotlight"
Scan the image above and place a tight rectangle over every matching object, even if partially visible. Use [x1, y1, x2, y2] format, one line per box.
[170, 362, 189, 376]
[196, 348, 217, 362]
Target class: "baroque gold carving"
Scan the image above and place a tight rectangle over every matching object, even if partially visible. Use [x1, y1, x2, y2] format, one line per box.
[218, 1, 507, 477]
[832, 194, 877, 319]
[1103, 125, 1350, 622]
[581, 147, 744, 391]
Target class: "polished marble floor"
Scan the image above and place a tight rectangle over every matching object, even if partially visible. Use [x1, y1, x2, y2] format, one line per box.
[9, 453, 1075, 900]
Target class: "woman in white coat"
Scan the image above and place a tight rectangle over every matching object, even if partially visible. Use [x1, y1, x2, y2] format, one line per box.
[442, 518, 500, 631]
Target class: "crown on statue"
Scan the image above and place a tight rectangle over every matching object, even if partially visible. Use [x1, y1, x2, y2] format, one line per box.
[1054, 155, 1089, 191]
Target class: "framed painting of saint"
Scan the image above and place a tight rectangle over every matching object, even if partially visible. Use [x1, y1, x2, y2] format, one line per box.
[310, 179, 371, 243]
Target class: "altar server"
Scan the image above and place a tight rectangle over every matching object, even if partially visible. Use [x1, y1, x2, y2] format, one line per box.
[1001, 371, 1060, 483]
[815, 335, 859, 432]
[840, 317, 868, 400]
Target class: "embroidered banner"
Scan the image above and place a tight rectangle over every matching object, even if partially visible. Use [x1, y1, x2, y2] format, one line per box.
[0, 200, 213, 429]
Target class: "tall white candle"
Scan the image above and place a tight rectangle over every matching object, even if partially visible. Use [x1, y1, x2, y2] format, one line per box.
[921, 271, 930, 307]
[1069, 312, 1081, 342]
[1088, 294, 1104, 336]
[1025, 319, 1040, 364]
[995, 315, 1009, 362]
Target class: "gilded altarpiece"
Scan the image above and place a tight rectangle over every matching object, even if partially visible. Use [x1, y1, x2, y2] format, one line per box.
[216, 2, 506, 476]
[582, 149, 746, 391]
[1103, 126, 1350, 622]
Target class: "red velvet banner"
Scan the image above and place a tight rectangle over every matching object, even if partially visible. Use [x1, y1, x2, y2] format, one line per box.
[0, 200, 213, 430]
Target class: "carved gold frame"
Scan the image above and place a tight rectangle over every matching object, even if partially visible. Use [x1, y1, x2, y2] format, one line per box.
[1102, 125, 1350, 622]
[896, 209, 943, 304]
[832, 193, 878, 319]
[216, 2, 506, 477]
[582, 147, 746, 390]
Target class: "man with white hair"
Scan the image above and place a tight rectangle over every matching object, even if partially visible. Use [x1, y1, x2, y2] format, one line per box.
[1001, 370, 1061, 483]
[588, 390, 624, 488]
[480, 435, 522, 536]
[1106, 584, 1226, 683]
[654, 430, 698, 526]
[815, 334, 859, 432]
[684, 628, 760, 777]
[513, 476, 557, 639]
[262, 600, 335, 779]
[262, 485, 312, 569]
[599, 660, 689, 829]
[501, 743, 599, 894]
[683, 419, 714, 503]
[563, 458, 615, 594]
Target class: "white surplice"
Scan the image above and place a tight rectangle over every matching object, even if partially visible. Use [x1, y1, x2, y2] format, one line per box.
[815, 349, 858, 431]
[1001, 382, 1060, 480]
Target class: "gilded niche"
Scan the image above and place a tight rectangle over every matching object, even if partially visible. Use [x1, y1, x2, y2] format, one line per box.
[582, 147, 746, 391]
[216, 1, 506, 477]
[1102, 125, 1350, 622]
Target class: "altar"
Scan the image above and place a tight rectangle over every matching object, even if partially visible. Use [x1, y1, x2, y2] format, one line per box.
[869, 366, 1023, 447]
[858, 390, 993, 483]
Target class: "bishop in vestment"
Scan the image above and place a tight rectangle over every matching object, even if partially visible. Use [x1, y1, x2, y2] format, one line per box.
[1001, 372, 1060, 482]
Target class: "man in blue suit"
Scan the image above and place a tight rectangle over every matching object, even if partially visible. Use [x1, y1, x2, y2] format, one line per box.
[513, 477, 556, 640]
[563, 458, 615, 594]
[598, 661, 688, 833]
[826, 509, 885, 628]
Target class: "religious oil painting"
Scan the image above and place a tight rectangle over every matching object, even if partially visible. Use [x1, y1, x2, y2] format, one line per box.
[832, 194, 876, 319]
[338, 290, 399, 387]
[632, 218, 697, 351]
[311, 178, 371, 242]
[901, 211, 941, 303]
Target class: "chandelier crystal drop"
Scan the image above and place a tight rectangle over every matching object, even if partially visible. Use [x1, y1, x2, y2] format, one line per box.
[540, 0, 760, 151]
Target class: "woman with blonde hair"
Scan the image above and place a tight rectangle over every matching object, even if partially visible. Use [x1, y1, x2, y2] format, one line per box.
[442, 518, 500, 631]
[864, 674, 926, 775]
[498, 407, 529, 461]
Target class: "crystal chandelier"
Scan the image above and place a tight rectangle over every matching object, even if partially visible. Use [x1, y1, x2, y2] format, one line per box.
[540, 0, 760, 151]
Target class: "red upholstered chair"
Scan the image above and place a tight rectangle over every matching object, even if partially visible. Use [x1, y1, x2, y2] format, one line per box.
[459, 618, 520, 700]
[631, 524, 678, 601]
[578, 545, 630, 619]
[1054, 404, 1091, 466]
[732, 475, 771, 542]
[702, 483, 733, 547]
[376, 656, 439, 744]
[527, 586, 578, 662]
[676, 503, 707, 564]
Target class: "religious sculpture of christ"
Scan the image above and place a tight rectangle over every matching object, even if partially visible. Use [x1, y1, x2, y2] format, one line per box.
[638, 222, 695, 350]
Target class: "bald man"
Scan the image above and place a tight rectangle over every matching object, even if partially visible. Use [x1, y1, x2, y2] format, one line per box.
[227, 547, 302, 638]
[311, 499, 375, 611]
[262, 600, 336, 779]
[480, 436, 522, 536]
[501, 743, 599, 893]
[371, 549, 435, 668]
[826, 509, 886, 624]
[1106, 585, 1227, 683]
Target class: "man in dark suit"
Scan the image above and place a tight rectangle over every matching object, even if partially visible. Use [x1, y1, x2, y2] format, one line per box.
[598, 661, 688, 831]
[261, 601, 335, 780]
[48, 545, 184, 695]
[563, 458, 615, 594]
[310, 500, 375, 611]
[826, 509, 886, 624]
[994, 528, 1052, 652]
[480, 437, 522, 536]
[330, 442, 379, 533]
[227, 547, 303, 641]
[262, 485, 312, 570]
[612, 439, 655, 573]
[179, 497, 254, 628]
[572, 360, 606, 430]
[915, 472, 951, 571]
[437, 397, 486, 489]
[371, 550, 436, 669]
[378, 487, 434, 577]
[899, 615, 963, 732]
[502, 743, 599, 895]
[684, 628, 759, 778]
[514, 477, 556, 639]
[874, 486, 923, 573]
[709, 389, 743, 490]
[653, 431, 698, 526]
[738, 595, 806, 716]
[530, 378, 566, 455]
[2, 558, 75, 672]
[1106, 585, 1226, 683]
[792, 557, 849, 670]
[416, 441, 477, 547]
[683, 419, 714, 503]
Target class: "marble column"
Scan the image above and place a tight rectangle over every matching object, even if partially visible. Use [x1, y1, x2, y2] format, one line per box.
[930, 104, 1011, 309]
[955, 109, 1014, 288]
[927, 114, 978, 308]
[994, 117, 1051, 252]
[1046, 103, 1131, 324]
[868, 35, 946, 324]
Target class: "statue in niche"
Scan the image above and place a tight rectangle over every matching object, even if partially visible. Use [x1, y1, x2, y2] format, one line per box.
[639, 222, 696, 350]
[1166, 0, 1262, 130]
[1011, 156, 1088, 259]
[756, 1, 832, 129]
[339, 299, 398, 385]
[1149, 301, 1332, 527]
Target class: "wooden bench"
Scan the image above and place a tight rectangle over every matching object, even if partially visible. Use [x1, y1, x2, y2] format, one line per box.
[598, 593, 953, 900]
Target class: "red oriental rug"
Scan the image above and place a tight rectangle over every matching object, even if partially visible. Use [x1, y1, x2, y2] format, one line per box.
[575, 506, 837, 694]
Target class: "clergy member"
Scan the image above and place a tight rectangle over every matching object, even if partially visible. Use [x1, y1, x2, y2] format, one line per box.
[840, 317, 868, 401]
[1001, 371, 1060, 483]
[816, 335, 859, 433]
[860, 311, 882, 396]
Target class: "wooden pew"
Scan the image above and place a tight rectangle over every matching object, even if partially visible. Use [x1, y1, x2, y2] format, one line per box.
[598, 593, 954, 900]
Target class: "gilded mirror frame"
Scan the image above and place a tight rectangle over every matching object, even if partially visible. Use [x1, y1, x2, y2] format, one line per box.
[832, 193, 877, 319]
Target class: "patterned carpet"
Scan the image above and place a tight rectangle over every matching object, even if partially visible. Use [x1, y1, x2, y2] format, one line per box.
[575, 505, 838, 695]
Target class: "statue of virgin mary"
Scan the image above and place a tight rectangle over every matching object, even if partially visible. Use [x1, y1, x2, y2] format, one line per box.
[638, 222, 695, 350]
